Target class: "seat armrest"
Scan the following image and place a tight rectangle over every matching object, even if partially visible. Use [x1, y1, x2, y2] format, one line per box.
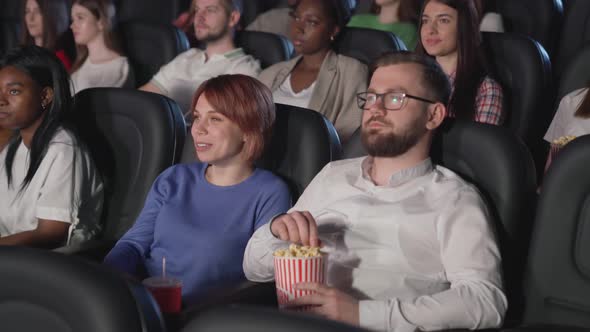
[183, 281, 277, 317]
[53, 239, 117, 261]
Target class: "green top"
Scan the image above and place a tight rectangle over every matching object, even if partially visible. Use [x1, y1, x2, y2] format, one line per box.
[347, 14, 418, 50]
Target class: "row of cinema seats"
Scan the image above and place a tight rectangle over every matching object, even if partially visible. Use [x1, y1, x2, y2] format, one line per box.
[2, 82, 590, 331]
[0, 0, 586, 174]
[2, 0, 589, 80]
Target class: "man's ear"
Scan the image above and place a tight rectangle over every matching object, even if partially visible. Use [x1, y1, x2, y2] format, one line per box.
[425, 102, 446, 130]
[228, 10, 241, 29]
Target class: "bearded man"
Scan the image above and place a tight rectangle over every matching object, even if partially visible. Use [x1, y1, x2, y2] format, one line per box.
[243, 51, 507, 332]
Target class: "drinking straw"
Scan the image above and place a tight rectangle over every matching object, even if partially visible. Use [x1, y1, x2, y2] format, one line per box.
[162, 256, 166, 279]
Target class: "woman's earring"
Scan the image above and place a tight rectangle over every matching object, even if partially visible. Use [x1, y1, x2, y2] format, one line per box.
[330, 35, 335, 41]
[41, 103, 47, 111]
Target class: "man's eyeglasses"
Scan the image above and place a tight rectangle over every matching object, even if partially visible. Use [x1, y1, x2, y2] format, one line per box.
[356, 92, 436, 111]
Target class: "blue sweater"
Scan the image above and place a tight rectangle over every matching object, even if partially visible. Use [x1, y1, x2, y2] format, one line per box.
[103, 162, 291, 304]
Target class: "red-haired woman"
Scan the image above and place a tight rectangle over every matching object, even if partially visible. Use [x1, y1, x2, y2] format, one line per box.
[104, 74, 291, 306]
[69, 0, 130, 93]
[417, 0, 504, 125]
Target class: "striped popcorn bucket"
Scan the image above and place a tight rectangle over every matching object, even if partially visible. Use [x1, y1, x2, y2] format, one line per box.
[274, 255, 325, 308]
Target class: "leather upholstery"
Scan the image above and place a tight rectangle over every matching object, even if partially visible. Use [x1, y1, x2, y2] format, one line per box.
[181, 103, 341, 201]
[116, 0, 188, 25]
[557, 44, 590, 101]
[343, 119, 537, 322]
[520, 135, 590, 329]
[497, 0, 564, 59]
[555, 0, 590, 78]
[118, 21, 190, 87]
[0, 246, 164, 332]
[482, 32, 553, 178]
[0, 19, 20, 57]
[333, 27, 408, 65]
[72, 88, 186, 242]
[181, 305, 370, 332]
[235, 30, 293, 69]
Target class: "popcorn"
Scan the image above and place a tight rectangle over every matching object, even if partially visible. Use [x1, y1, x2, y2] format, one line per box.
[553, 135, 576, 147]
[274, 244, 322, 257]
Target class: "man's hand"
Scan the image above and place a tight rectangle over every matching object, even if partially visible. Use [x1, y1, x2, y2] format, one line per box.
[270, 211, 320, 247]
[286, 282, 359, 326]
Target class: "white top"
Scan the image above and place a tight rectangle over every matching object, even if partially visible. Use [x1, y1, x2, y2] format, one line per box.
[71, 56, 130, 94]
[0, 129, 104, 244]
[272, 74, 316, 109]
[245, 7, 291, 39]
[243, 157, 507, 331]
[151, 48, 261, 113]
[480, 12, 505, 33]
[545, 88, 590, 143]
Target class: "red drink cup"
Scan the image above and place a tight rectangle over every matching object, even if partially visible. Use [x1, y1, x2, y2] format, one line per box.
[142, 276, 182, 314]
[274, 254, 325, 309]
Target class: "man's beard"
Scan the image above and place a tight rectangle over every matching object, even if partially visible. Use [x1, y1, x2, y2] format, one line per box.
[361, 114, 427, 157]
[196, 21, 230, 43]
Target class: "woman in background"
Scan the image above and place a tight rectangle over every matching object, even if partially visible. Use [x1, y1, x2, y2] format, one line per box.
[417, 0, 504, 125]
[0, 45, 103, 247]
[70, 0, 130, 93]
[258, 0, 367, 143]
[348, 0, 419, 50]
[104, 74, 291, 305]
[21, 0, 73, 70]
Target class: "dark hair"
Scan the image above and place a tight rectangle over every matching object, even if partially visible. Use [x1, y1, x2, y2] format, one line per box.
[219, 0, 243, 15]
[292, 0, 354, 30]
[370, 0, 420, 24]
[20, 0, 70, 51]
[191, 75, 275, 163]
[71, 0, 122, 73]
[416, 0, 486, 120]
[574, 87, 590, 119]
[371, 51, 452, 105]
[1, 45, 74, 191]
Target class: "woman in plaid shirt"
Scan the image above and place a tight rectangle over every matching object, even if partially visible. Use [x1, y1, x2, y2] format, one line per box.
[416, 0, 504, 125]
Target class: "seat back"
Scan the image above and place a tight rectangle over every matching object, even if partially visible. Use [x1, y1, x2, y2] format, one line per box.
[557, 44, 590, 101]
[181, 305, 370, 332]
[0, 0, 23, 20]
[0, 246, 164, 332]
[343, 119, 537, 322]
[235, 30, 293, 69]
[333, 27, 407, 65]
[118, 22, 190, 87]
[0, 19, 20, 57]
[496, 0, 563, 59]
[482, 32, 553, 177]
[522, 135, 590, 328]
[181, 104, 341, 201]
[116, 0, 188, 24]
[72, 88, 186, 241]
[555, 0, 590, 78]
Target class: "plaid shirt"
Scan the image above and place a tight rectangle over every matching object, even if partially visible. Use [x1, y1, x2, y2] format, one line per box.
[448, 74, 504, 125]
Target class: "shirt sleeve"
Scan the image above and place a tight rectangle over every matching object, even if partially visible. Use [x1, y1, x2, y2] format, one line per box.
[474, 77, 504, 125]
[103, 168, 173, 275]
[358, 188, 507, 331]
[35, 143, 88, 224]
[228, 56, 261, 78]
[254, 179, 292, 230]
[151, 51, 191, 95]
[243, 164, 331, 281]
[333, 60, 367, 144]
[544, 90, 586, 143]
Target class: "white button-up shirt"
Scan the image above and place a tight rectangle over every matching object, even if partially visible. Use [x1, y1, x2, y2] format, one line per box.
[243, 157, 507, 331]
[151, 48, 261, 113]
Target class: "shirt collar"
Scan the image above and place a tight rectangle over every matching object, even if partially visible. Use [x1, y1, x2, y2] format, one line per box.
[208, 48, 245, 61]
[360, 157, 434, 187]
